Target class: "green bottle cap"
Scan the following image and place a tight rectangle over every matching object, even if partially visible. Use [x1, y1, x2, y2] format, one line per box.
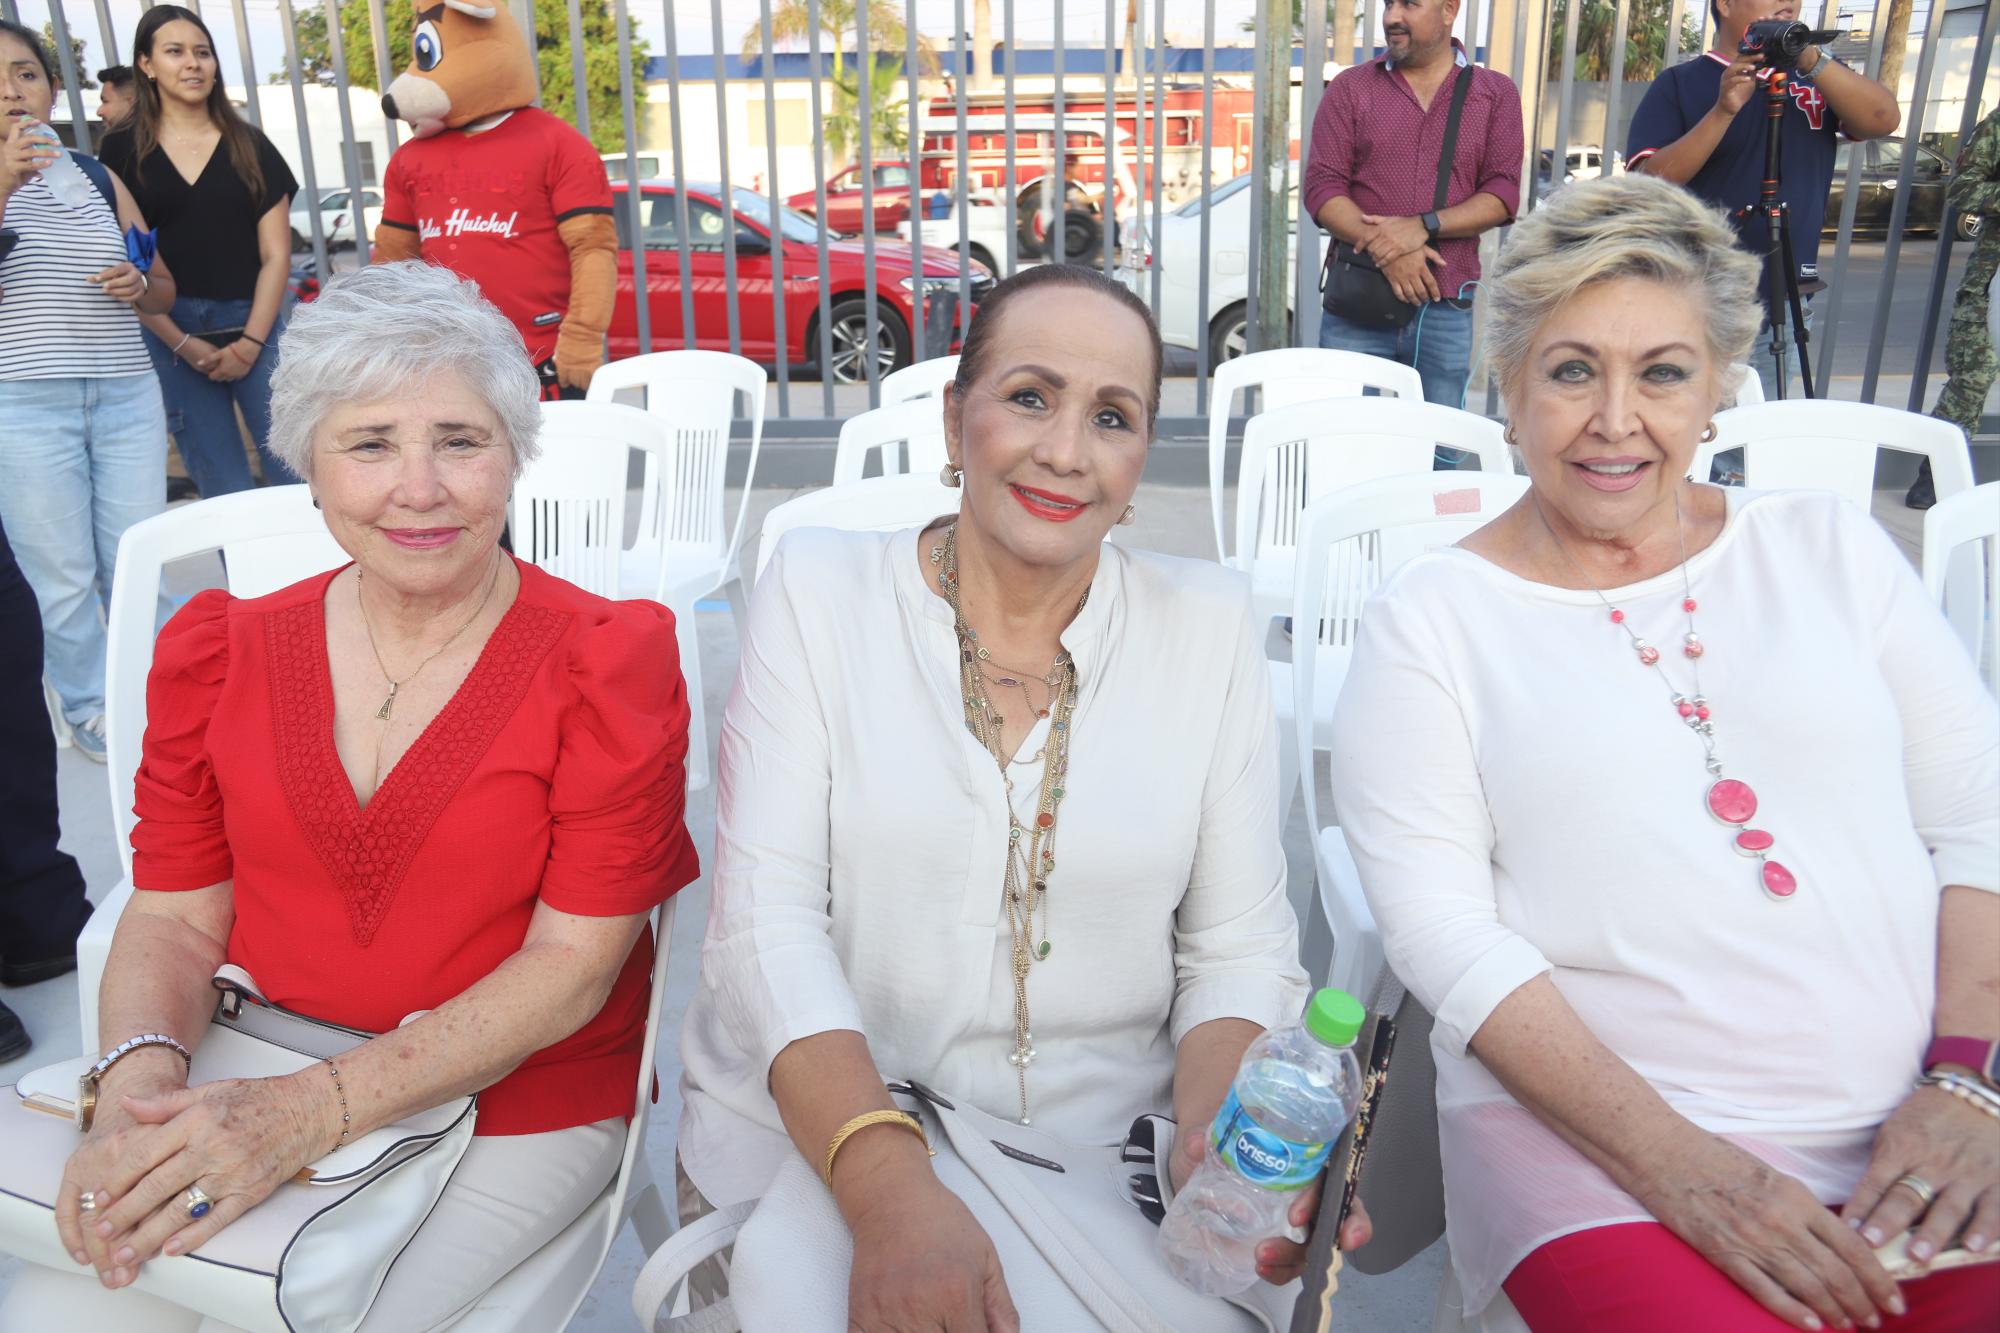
[1305, 988, 1366, 1047]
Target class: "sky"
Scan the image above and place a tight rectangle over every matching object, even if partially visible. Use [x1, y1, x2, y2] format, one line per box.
[18, 0, 1271, 80]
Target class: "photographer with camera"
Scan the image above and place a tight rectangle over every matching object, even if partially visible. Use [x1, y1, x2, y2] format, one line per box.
[1627, 0, 1898, 404]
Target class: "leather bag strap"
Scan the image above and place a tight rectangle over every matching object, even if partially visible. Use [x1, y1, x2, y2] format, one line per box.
[1433, 65, 1475, 214]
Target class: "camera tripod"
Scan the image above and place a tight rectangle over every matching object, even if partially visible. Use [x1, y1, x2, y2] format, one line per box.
[1739, 68, 1817, 399]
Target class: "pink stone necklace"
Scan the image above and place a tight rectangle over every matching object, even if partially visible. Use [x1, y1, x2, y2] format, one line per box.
[1534, 492, 1798, 902]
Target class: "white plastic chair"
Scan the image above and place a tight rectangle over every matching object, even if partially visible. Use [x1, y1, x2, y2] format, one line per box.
[1922, 480, 2000, 697]
[1689, 400, 1980, 650]
[1238, 397, 1512, 629]
[585, 350, 767, 620]
[1288, 472, 1528, 998]
[81, 486, 350, 1047]
[1208, 347, 1425, 561]
[830, 398, 952, 486]
[879, 354, 961, 405]
[753, 472, 960, 584]
[1727, 361, 1764, 406]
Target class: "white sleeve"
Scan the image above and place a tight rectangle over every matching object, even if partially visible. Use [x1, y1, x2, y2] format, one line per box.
[1328, 576, 1551, 1057]
[699, 539, 868, 1078]
[1840, 503, 2000, 895]
[1171, 596, 1311, 1044]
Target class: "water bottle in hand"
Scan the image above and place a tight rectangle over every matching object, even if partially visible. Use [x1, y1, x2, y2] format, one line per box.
[1158, 988, 1366, 1297]
[25, 123, 96, 211]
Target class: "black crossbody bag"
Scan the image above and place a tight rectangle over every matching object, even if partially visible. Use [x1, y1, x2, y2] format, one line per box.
[1320, 66, 1474, 330]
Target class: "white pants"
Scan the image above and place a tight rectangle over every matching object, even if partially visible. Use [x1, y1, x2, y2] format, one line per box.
[0, 1117, 623, 1333]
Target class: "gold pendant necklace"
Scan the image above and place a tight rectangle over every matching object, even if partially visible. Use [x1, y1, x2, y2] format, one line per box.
[931, 524, 1083, 1124]
[355, 556, 504, 722]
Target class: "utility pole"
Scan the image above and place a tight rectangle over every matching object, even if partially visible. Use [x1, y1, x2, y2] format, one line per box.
[1252, 0, 1293, 353]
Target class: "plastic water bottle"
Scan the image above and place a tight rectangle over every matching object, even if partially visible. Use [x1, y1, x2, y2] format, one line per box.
[1158, 988, 1366, 1297]
[26, 123, 97, 211]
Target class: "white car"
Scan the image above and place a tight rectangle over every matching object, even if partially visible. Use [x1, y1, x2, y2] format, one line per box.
[895, 195, 1011, 275]
[289, 186, 381, 251]
[1120, 172, 1298, 369]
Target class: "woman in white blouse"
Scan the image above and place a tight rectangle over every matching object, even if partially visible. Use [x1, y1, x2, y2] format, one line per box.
[678, 265, 1367, 1328]
[1331, 173, 2000, 1333]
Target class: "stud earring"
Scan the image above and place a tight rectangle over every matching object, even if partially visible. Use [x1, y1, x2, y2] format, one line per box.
[1118, 503, 1136, 526]
[310, 494, 321, 510]
[940, 462, 962, 488]
[1700, 421, 1718, 443]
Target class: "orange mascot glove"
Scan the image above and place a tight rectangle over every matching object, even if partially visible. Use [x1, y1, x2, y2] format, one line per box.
[553, 212, 617, 391]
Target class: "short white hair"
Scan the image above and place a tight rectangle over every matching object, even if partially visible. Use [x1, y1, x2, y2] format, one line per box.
[1484, 174, 1763, 398]
[268, 261, 544, 481]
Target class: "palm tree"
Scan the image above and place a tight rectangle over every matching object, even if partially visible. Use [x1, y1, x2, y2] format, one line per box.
[825, 57, 911, 161]
[741, 0, 938, 84]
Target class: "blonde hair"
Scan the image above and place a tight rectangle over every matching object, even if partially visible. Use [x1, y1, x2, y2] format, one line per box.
[1484, 174, 1763, 398]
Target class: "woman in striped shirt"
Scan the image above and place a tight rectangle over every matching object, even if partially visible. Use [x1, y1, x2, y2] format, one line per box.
[0, 20, 176, 764]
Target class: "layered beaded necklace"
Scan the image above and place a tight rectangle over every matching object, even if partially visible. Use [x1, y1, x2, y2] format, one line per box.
[930, 523, 1082, 1124]
[1534, 492, 1798, 902]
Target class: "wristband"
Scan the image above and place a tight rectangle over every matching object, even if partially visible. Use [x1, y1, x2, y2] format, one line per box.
[1923, 1035, 1999, 1090]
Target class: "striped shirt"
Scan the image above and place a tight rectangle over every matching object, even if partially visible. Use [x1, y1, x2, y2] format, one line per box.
[0, 167, 152, 381]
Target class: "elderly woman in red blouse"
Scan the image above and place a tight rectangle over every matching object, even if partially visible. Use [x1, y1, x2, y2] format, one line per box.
[4, 261, 698, 1331]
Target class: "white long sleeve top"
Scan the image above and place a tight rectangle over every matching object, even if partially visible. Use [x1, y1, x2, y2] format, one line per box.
[678, 525, 1309, 1205]
[1328, 489, 2000, 1316]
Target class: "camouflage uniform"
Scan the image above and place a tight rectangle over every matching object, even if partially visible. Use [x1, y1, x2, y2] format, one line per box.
[1931, 109, 1999, 440]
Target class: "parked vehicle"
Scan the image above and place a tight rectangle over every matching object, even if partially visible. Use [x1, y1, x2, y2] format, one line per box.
[610, 181, 992, 383]
[894, 193, 1010, 275]
[602, 151, 664, 180]
[1119, 171, 1297, 370]
[786, 161, 914, 235]
[1826, 140, 1982, 241]
[288, 186, 380, 251]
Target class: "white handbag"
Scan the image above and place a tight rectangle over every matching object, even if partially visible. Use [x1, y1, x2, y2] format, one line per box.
[0, 966, 477, 1333]
[633, 1081, 1302, 1333]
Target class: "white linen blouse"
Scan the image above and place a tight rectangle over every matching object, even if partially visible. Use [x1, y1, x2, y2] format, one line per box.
[1328, 489, 2000, 1318]
[679, 524, 1310, 1205]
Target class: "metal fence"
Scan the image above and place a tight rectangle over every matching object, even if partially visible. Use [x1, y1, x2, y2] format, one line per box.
[16, 0, 1995, 439]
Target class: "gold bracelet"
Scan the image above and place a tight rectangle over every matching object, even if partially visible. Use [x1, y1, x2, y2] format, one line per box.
[822, 1109, 933, 1187]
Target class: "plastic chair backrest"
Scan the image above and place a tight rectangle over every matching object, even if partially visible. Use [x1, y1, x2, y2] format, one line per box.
[880, 355, 961, 405]
[587, 350, 767, 579]
[1292, 471, 1528, 883]
[511, 402, 660, 599]
[1237, 398, 1511, 597]
[831, 398, 952, 485]
[1922, 480, 2000, 696]
[105, 486, 349, 870]
[1728, 362, 1764, 405]
[754, 473, 961, 583]
[1209, 348, 1425, 561]
[1691, 400, 1980, 647]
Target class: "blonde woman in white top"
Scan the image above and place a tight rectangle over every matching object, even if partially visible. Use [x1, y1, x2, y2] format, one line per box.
[678, 265, 1371, 1329]
[1330, 174, 2000, 1333]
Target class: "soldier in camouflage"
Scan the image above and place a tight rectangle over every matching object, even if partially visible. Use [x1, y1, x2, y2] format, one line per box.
[1910, 107, 1998, 509]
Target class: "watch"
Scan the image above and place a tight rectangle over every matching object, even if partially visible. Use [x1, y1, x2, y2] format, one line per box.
[1420, 210, 1442, 242]
[75, 1033, 192, 1132]
[1923, 1035, 2000, 1091]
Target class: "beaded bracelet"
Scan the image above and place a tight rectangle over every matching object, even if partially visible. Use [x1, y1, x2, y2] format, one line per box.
[324, 1057, 353, 1152]
[1920, 1070, 2000, 1120]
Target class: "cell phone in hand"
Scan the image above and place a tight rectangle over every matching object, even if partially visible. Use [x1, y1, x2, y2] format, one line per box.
[1288, 1014, 1398, 1333]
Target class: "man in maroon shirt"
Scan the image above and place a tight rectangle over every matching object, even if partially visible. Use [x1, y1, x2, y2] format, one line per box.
[1304, 0, 1522, 420]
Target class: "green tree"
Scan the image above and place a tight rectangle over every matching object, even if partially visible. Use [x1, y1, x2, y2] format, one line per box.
[42, 22, 97, 89]
[1548, 0, 1703, 82]
[273, 0, 646, 154]
[824, 56, 910, 162]
[740, 0, 938, 85]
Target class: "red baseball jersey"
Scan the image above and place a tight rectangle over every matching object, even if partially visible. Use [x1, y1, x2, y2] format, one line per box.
[379, 107, 614, 367]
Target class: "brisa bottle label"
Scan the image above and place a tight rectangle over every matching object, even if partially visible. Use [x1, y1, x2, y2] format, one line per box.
[1207, 1089, 1331, 1192]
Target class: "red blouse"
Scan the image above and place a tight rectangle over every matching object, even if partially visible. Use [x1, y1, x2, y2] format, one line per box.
[130, 559, 700, 1135]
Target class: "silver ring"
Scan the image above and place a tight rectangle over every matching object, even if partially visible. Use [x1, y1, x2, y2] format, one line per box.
[1892, 1174, 1936, 1208]
[182, 1184, 213, 1221]
[77, 1190, 98, 1214]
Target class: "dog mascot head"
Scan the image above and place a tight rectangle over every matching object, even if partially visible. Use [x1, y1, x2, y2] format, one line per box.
[380, 1, 537, 139]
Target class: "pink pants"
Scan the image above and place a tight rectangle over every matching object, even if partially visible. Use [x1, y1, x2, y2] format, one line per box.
[1504, 1220, 2000, 1331]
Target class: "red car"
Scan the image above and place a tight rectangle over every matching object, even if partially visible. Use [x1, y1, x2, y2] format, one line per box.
[785, 162, 913, 234]
[610, 181, 988, 384]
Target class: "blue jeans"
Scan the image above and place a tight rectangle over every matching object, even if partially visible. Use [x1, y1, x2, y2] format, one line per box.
[143, 295, 298, 497]
[0, 374, 173, 723]
[1318, 299, 1477, 465]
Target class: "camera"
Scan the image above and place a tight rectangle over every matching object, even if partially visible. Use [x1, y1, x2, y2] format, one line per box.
[1738, 20, 1843, 70]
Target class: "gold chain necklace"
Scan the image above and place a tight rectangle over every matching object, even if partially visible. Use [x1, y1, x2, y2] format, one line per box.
[931, 523, 1082, 1125]
[355, 555, 503, 723]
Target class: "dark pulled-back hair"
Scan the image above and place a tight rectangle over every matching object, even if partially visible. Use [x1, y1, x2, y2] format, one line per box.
[952, 264, 1164, 432]
[130, 5, 265, 205]
[98, 65, 136, 89]
[0, 20, 56, 85]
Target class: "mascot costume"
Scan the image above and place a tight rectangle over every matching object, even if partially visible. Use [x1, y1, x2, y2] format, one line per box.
[372, 1, 614, 398]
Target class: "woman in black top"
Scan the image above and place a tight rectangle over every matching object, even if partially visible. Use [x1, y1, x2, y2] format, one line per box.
[98, 5, 298, 497]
